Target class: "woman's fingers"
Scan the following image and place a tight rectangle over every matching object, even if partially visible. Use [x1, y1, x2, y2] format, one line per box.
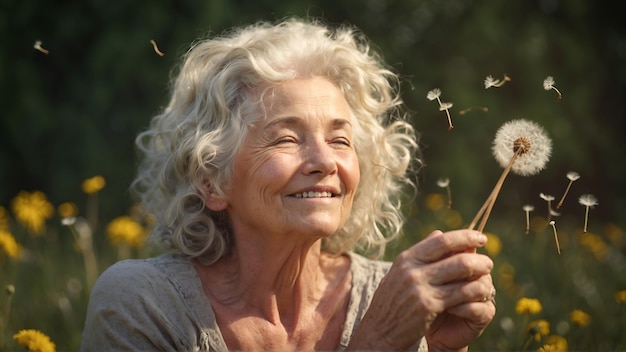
[425, 252, 493, 285]
[408, 229, 487, 263]
[433, 273, 494, 308]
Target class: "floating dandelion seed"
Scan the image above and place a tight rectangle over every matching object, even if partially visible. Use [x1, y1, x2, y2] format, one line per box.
[33, 40, 49, 54]
[437, 177, 452, 208]
[523, 205, 534, 234]
[469, 119, 552, 232]
[150, 39, 165, 56]
[543, 76, 562, 100]
[426, 88, 454, 130]
[426, 88, 441, 101]
[484, 74, 511, 89]
[578, 194, 598, 233]
[549, 220, 561, 254]
[556, 171, 580, 209]
[459, 106, 488, 115]
[540, 193, 556, 220]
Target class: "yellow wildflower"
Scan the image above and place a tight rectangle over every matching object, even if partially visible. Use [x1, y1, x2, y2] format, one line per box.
[0, 205, 9, 230]
[484, 232, 502, 256]
[425, 193, 445, 212]
[82, 175, 106, 194]
[0, 229, 22, 259]
[579, 233, 608, 261]
[569, 309, 590, 327]
[10, 190, 54, 235]
[13, 329, 56, 352]
[615, 290, 626, 304]
[515, 297, 543, 315]
[57, 202, 78, 218]
[106, 216, 147, 248]
[527, 319, 550, 341]
[538, 335, 568, 351]
[444, 209, 463, 229]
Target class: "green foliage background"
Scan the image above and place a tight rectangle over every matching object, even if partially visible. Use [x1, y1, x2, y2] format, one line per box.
[1, 0, 625, 350]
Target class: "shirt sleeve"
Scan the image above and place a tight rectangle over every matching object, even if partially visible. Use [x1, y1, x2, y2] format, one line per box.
[79, 259, 199, 352]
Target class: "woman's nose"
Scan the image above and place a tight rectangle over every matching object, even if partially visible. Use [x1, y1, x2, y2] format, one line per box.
[302, 140, 338, 176]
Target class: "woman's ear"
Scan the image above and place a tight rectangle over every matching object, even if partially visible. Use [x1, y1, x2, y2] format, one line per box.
[203, 181, 229, 211]
[205, 191, 228, 211]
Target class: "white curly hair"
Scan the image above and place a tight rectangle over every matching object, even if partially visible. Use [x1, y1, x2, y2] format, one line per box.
[132, 17, 421, 264]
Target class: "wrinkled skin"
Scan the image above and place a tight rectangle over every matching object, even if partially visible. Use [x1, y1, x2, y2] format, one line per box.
[348, 229, 495, 351]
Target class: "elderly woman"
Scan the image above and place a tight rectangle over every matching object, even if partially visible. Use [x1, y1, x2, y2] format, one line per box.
[81, 18, 495, 351]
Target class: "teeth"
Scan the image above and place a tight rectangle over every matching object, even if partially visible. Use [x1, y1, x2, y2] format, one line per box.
[294, 191, 333, 198]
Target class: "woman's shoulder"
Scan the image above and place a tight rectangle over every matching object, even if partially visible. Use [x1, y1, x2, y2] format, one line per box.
[89, 252, 200, 307]
[346, 251, 391, 278]
[344, 251, 391, 303]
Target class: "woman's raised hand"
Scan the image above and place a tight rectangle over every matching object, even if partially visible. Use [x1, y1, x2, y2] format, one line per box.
[349, 229, 495, 351]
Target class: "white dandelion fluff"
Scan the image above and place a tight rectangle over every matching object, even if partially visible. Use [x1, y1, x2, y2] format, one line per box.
[543, 76, 555, 90]
[484, 75, 498, 89]
[556, 171, 581, 209]
[427, 88, 441, 101]
[579, 194, 598, 233]
[492, 119, 552, 176]
[543, 76, 562, 100]
[426, 88, 454, 130]
[437, 177, 452, 208]
[523, 205, 534, 234]
[439, 102, 453, 110]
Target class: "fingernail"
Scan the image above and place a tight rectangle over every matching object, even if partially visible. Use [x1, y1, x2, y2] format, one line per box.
[477, 234, 488, 245]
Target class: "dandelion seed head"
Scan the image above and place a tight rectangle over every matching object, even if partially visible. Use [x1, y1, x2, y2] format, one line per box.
[540, 193, 555, 201]
[549, 209, 561, 217]
[549, 220, 555, 225]
[513, 136, 531, 154]
[436, 177, 450, 188]
[523, 205, 535, 212]
[578, 194, 598, 207]
[439, 102, 453, 110]
[427, 88, 441, 101]
[543, 76, 555, 90]
[492, 119, 552, 176]
[566, 171, 580, 181]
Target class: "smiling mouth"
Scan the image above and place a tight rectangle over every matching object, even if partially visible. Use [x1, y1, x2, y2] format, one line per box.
[293, 191, 335, 198]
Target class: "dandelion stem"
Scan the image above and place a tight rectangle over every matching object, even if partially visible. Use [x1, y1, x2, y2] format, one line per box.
[1, 285, 14, 347]
[150, 39, 165, 56]
[556, 180, 573, 209]
[550, 221, 561, 254]
[459, 106, 488, 115]
[469, 151, 520, 232]
[552, 87, 562, 101]
[68, 224, 99, 293]
[446, 185, 452, 209]
[435, 96, 454, 130]
[525, 210, 530, 235]
[583, 206, 590, 233]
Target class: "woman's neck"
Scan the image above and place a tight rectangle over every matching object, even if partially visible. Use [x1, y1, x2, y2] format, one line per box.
[196, 239, 328, 324]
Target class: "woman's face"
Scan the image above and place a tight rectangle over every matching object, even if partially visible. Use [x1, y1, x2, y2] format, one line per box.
[218, 77, 360, 243]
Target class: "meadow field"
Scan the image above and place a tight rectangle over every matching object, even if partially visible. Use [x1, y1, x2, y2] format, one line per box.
[1, 175, 625, 351]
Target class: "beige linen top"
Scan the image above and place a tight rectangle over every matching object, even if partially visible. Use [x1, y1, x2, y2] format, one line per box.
[80, 251, 427, 351]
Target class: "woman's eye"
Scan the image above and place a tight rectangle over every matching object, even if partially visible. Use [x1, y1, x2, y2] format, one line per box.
[275, 136, 297, 144]
[332, 137, 352, 146]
